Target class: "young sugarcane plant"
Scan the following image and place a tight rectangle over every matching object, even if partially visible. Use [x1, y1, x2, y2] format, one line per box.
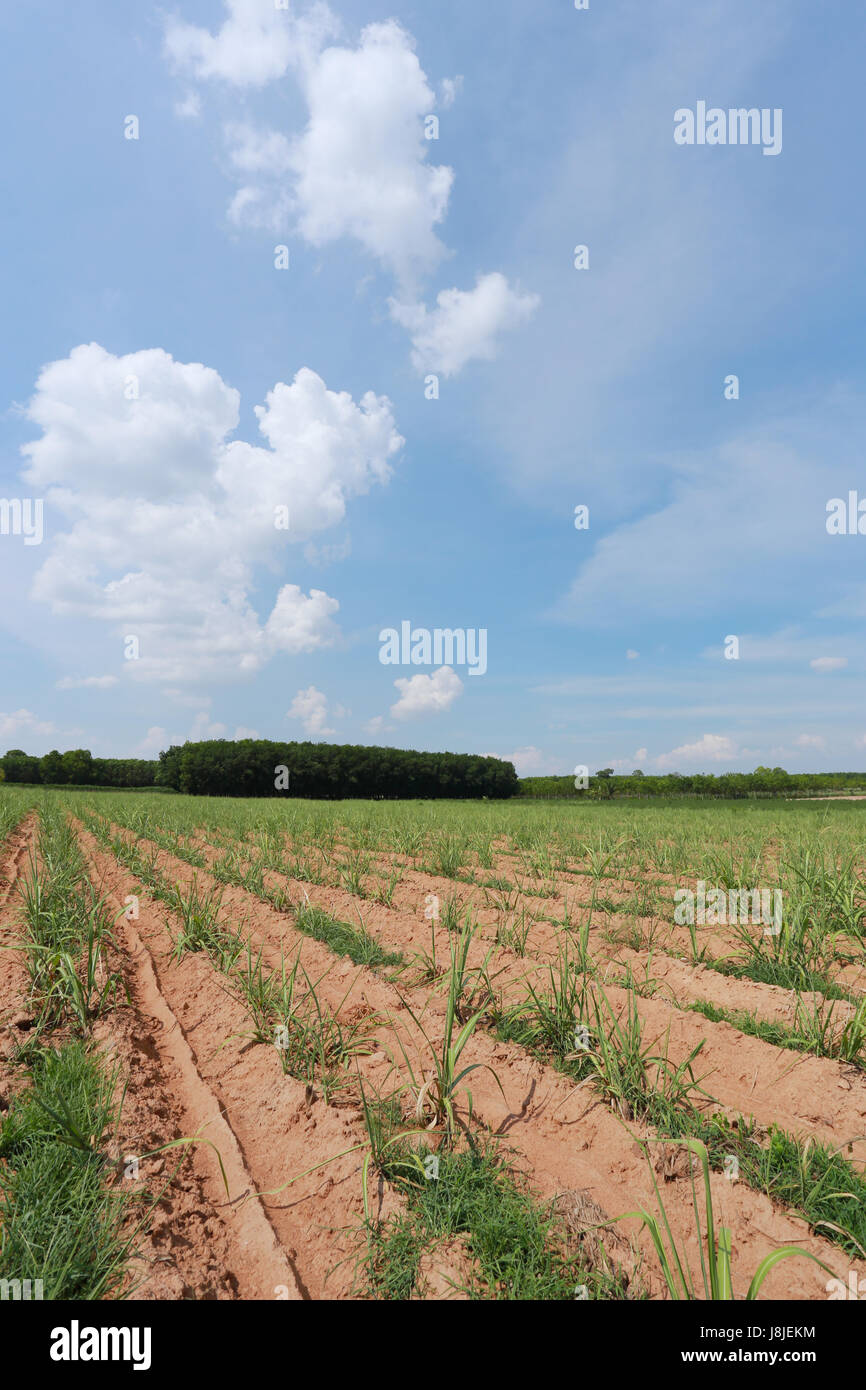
[392, 918, 505, 1143]
[617, 1138, 833, 1300]
[439, 911, 505, 1024]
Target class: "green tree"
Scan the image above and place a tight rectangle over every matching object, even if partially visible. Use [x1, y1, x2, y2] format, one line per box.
[1, 750, 41, 783]
[61, 749, 94, 784]
[40, 749, 65, 784]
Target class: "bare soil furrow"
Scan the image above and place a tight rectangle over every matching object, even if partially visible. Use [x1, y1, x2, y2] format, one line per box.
[79, 830, 404, 1300]
[0, 815, 38, 1098]
[165, 830, 866, 1156]
[92, 824, 866, 1301]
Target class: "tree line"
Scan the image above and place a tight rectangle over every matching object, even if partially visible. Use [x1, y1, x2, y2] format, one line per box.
[0, 740, 518, 799]
[518, 767, 866, 799]
[0, 748, 157, 787]
[154, 740, 519, 799]
[4, 745, 861, 801]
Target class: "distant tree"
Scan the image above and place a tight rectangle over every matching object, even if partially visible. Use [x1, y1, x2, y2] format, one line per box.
[40, 749, 65, 784]
[590, 768, 615, 799]
[2, 750, 41, 783]
[61, 748, 94, 784]
[155, 746, 183, 789]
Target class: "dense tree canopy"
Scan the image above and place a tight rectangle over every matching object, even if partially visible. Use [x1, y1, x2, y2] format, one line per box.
[0, 749, 158, 788]
[154, 740, 518, 799]
[1, 750, 43, 784]
[1, 740, 517, 798]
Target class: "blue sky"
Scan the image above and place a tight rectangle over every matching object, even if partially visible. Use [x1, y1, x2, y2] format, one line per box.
[1, 0, 865, 776]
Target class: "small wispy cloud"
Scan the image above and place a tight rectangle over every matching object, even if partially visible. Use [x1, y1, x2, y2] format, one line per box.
[810, 657, 848, 672]
[56, 675, 118, 690]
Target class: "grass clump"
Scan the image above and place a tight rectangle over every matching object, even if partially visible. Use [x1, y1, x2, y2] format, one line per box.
[292, 901, 402, 970]
[695, 1113, 866, 1262]
[18, 808, 124, 1034]
[0, 1042, 133, 1299]
[688, 996, 866, 1070]
[365, 1138, 630, 1301]
[235, 946, 382, 1102]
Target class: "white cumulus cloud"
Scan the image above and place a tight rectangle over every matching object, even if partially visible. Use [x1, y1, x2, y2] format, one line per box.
[164, 4, 537, 370]
[655, 733, 739, 770]
[390, 273, 540, 377]
[390, 666, 463, 721]
[218, 16, 453, 286]
[287, 684, 336, 736]
[21, 345, 402, 686]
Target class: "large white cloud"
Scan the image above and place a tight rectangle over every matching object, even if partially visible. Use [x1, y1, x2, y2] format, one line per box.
[285, 20, 452, 283]
[218, 366, 403, 538]
[390, 666, 463, 721]
[21, 345, 402, 686]
[164, 4, 538, 367]
[389, 273, 540, 377]
[201, 13, 454, 285]
[22, 343, 239, 497]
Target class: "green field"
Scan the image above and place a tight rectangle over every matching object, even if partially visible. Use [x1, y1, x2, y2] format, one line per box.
[1, 785, 865, 1302]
